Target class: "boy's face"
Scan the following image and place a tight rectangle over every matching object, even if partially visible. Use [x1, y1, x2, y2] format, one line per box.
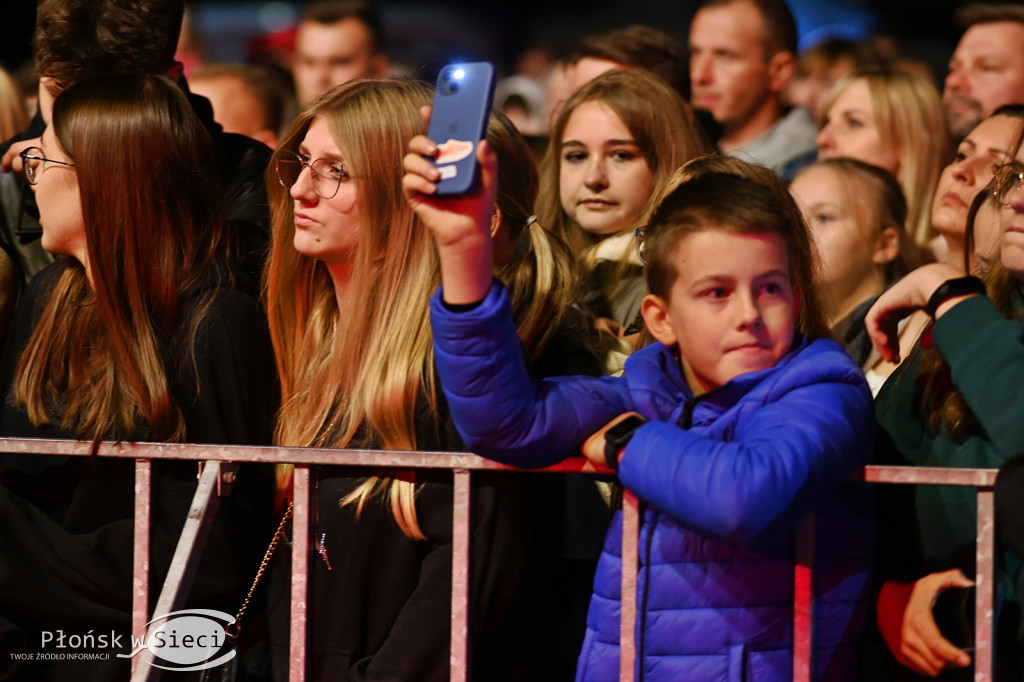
[641, 229, 797, 395]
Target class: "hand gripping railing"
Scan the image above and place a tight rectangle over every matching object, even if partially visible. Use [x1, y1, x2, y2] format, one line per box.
[0, 438, 1001, 682]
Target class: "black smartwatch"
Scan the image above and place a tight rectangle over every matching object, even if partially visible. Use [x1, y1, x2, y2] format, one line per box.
[924, 276, 986, 317]
[603, 415, 647, 470]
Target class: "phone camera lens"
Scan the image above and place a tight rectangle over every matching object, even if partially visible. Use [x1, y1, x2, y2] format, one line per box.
[442, 69, 460, 94]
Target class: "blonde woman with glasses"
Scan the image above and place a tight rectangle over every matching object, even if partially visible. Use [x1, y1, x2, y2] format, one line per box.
[264, 77, 602, 681]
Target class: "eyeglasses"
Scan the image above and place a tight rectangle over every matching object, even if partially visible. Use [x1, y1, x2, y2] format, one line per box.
[275, 149, 350, 199]
[19, 146, 75, 185]
[994, 163, 1024, 207]
[634, 226, 648, 265]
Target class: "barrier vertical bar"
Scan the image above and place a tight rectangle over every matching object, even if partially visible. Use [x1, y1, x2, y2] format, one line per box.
[975, 489, 995, 682]
[131, 458, 152, 676]
[134, 461, 228, 682]
[793, 514, 815, 682]
[289, 465, 311, 682]
[620, 489, 639, 682]
[451, 469, 472, 682]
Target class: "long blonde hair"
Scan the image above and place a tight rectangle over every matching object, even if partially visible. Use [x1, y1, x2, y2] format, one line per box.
[821, 66, 951, 248]
[267, 82, 590, 539]
[265, 78, 437, 538]
[489, 110, 582, 358]
[14, 74, 228, 447]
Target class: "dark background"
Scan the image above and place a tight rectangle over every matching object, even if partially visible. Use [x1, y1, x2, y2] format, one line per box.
[0, 0, 993, 87]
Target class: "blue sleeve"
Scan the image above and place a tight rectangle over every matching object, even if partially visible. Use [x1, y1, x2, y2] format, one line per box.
[430, 280, 631, 467]
[617, 371, 874, 544]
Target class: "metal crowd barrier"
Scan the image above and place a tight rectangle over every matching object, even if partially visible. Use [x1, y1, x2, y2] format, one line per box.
[0, 438, 1000, 682]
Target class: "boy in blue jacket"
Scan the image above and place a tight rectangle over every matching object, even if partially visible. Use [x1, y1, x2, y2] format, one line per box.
[403, 143, 875, 681]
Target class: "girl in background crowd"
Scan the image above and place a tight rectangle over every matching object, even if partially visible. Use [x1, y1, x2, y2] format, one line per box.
[0, 73, 277, 680]
[817, 66, 951, 253]
[535, 68, 709, 366]
[264, 77, 602, 681]
[790, 158, 917, 392]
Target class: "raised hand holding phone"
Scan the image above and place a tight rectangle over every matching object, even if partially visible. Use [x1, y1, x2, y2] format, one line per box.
[402, 116, 497, 305]
[426, 62, 496, 196]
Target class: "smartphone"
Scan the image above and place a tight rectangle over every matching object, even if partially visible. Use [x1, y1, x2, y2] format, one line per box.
[426, 62, 496, 196]
[931, 585, 975, 651]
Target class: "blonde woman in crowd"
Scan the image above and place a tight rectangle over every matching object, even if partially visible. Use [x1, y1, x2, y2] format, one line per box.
[817, 65, 952, 252]
[264, 77, 602, 681]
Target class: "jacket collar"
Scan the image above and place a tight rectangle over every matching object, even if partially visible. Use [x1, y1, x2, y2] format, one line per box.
[625, 333, 810, 423]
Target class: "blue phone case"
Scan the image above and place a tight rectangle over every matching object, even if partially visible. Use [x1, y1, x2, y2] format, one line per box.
[427, 62, 496, 196]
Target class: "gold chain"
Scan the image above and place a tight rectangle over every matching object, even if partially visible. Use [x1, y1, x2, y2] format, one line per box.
[225, 500, 294, 640]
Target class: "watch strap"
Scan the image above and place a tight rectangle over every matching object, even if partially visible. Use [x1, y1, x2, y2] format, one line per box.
[603, 415, 646, 470]
[924, 276, 986, 317]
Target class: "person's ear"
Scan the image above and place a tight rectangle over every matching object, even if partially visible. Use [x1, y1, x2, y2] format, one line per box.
[872, 227, 901, 264]
[640, 293, 678, 346]
[767, 51, 796, 94]
[490, 207, 503, 239]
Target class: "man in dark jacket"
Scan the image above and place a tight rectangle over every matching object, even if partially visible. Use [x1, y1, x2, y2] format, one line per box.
[0, 0, 271, 286]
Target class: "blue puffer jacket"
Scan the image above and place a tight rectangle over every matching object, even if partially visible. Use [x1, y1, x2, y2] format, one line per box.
[431, 282, 875, 682]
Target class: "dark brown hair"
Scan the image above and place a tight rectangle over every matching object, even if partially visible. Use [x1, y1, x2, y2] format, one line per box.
[33, 0, 184, 90]
[15, 74, 227, 445]
[956, 2, 1024, 29]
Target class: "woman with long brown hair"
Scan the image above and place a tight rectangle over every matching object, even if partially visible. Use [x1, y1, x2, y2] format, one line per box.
[0, 73, 277, 678]
[817, 65, 952, 252]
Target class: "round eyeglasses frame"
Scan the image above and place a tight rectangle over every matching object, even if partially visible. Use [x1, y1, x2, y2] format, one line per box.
[19, 146, 75, 186]
[275, 149, 349, 200]
[995, 164, 1024, 207]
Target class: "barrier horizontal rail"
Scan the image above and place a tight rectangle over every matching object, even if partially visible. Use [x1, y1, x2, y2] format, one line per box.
[0, 437, 607, 470]
[0, 438, 1001, 682]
